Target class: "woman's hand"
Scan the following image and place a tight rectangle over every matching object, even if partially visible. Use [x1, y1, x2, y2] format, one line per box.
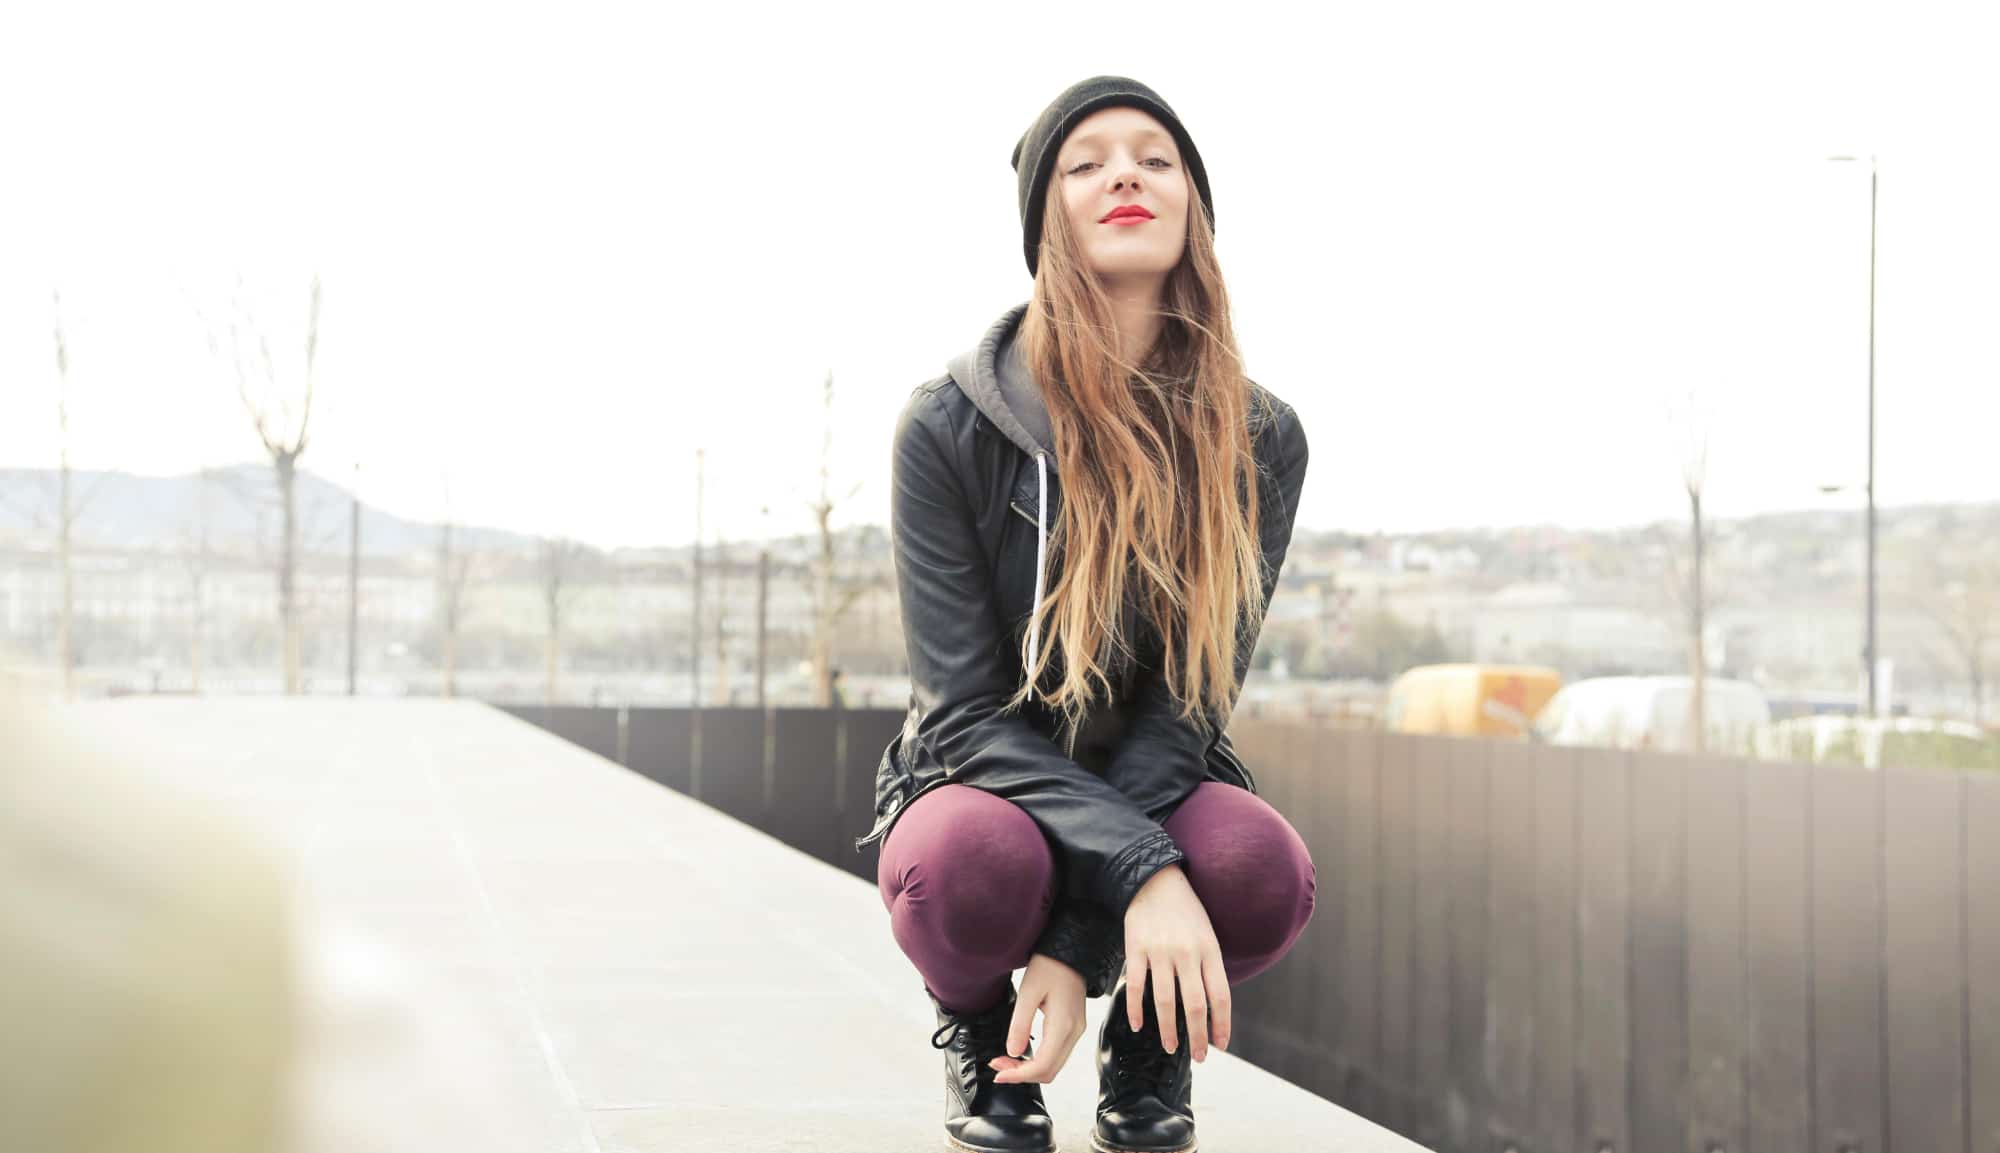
[989, 953, 1087, 1084]
[1121, 864, 1230, 1062]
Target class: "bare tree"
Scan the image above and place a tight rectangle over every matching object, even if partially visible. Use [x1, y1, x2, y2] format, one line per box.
[22, 291, 118, 700]
[1662, 389, 1719, 751]
[345, 463, 361, 696]
[1683, 407, 1708, 752]
[691, 448, 703, 707]
[755, 505, 771, 708]
[204, 275, 321, 694]
[712, 533, 731, 705]
[51, 290, 77, 701]
[1909, 539, 1998, 724]
[806, 372, 866, 707]
[539, 536, 586, 706]
[435, 485, 474, 698]
[178, 467, 214, 694]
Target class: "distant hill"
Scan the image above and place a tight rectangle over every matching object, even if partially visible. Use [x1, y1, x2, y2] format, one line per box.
[1293, 501, 2000, 549]
[0, 465, 896, 564]
[0, 465, 537, 559]
[5, 464, 1990, 567]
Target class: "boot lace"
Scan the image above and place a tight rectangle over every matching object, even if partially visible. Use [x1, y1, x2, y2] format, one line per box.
[1112, 1030, 1181, 1089]
[931, 999, 1016, 1065]
[1107, 986, 1185, 1094]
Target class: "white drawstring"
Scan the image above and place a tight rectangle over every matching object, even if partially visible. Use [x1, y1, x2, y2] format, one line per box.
[1028, 451, 1048, 699]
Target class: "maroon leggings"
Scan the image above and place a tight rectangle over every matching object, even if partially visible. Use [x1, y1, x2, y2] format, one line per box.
[877, 781, 1316, 1014]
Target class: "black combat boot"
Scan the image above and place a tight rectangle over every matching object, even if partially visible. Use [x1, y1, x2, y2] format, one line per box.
[929, 983, 1057, 1153]
[1091, 973, 1196, 1153]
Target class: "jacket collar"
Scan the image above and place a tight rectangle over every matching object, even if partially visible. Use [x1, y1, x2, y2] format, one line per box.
[945, 302, 1054, 468]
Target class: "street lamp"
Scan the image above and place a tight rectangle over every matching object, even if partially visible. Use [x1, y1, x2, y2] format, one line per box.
[1828, 153, 1879, 717]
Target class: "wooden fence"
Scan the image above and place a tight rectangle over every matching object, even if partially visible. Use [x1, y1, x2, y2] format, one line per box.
[496, 704, 2000, 1153]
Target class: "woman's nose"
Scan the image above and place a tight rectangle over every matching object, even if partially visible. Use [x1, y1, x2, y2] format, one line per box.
[1108, 153, 1144, 192]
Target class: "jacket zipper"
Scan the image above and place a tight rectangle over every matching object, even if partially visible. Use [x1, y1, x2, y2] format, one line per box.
[858, 484, 1074, 853]
[1012, 493, 1060, 745]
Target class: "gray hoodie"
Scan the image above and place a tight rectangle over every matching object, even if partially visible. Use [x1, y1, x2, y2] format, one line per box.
[945, 301, 1066, 668]
[946, 301, 1050, 460]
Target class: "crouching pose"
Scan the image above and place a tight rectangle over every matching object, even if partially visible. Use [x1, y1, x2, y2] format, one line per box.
[854, 75, 1318, 1153]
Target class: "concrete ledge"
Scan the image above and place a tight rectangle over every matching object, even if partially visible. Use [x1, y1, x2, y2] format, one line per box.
[75, 698, 1428, 1153]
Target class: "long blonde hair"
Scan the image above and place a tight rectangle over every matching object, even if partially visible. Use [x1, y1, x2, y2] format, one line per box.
[1004, 168, 1273, 737]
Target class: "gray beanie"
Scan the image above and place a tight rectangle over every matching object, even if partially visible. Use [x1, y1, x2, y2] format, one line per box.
[1009, 75, 1215, 278]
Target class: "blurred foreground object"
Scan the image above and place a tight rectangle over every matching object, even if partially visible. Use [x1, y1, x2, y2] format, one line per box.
[0, 692, 295, 1153]
[0, 691, 517, 1152]
[279, 900, 518, 1153]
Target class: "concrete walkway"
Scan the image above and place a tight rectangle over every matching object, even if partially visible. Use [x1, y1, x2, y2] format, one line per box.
[75, 698, 1427, 1153]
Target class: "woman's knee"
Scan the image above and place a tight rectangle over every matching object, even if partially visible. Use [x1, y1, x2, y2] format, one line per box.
[1224, 846, 1315, 962]
[1168, 783, 1317, 957]
[878, 785, 1056, 935]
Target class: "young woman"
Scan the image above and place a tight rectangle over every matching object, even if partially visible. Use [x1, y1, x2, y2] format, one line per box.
[853, 76, 1316, 1153]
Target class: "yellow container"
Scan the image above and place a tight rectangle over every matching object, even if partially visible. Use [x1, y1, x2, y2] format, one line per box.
[1382, 663, 1563, 738]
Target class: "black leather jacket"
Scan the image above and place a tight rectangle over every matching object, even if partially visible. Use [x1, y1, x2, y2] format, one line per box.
[853, 303, 1311, 996]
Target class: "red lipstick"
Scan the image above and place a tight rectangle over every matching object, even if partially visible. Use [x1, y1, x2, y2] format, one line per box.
[1100, 205, 1155, 224]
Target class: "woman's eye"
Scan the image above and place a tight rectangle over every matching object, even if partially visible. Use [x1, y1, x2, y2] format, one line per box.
[1067, 159, 1171, 174]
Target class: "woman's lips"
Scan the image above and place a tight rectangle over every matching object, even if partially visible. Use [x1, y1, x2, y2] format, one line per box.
[1100, 206, 1155, 224]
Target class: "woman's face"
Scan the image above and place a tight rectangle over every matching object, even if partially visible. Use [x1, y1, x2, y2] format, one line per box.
[1054, 106, 1190, 285]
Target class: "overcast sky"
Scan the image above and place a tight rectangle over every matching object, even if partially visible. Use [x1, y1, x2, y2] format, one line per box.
[2, 1, 1994, 551]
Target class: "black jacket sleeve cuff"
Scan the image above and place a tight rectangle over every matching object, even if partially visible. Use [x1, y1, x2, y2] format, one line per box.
[1033, 897, 1126, 999]
[1099, 828, 1187, 917]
